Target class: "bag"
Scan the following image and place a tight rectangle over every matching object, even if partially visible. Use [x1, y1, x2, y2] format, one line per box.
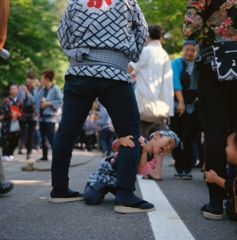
[135, 88, 170, 122]
[10, 120, 20, 132]
[212, 41, 237, 81]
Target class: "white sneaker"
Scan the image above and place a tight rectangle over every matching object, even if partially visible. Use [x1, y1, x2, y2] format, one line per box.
[0, 48, 10, 59]
[2, 156, 13, 162]
[9, 156, 18, 161]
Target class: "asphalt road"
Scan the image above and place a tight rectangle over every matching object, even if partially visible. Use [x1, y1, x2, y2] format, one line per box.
[0, 148, 237, 240]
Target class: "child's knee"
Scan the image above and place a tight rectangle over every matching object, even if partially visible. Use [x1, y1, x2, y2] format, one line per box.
[84, 186, 107, 205]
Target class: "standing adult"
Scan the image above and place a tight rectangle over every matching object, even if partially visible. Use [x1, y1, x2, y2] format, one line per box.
[128, 24, 174, 136]
[18, 70, 40, 159]
[0, 0, 13, 194]
[170, 40, 198, 180]
[128, 24, 174, 180]
[36, 69, 63, 162]
[50, 0, 155, 214]
[183, 0, 237, 220]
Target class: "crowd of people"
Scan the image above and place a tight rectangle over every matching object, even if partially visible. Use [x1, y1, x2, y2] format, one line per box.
[1, 0, 237, 222]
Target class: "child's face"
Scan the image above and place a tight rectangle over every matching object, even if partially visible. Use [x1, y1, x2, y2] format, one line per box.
[9, 85, 18, 98]
[148, 132, 176, 156]
[226, 134, 237, 165]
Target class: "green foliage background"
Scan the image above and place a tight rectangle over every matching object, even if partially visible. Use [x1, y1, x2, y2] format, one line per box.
[0, 0, 186, 94]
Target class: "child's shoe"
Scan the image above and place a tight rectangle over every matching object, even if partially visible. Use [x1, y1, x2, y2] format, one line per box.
[200, 200, 223, 220]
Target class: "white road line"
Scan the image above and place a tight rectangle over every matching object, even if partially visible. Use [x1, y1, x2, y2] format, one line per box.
[137, 175, 195, 240]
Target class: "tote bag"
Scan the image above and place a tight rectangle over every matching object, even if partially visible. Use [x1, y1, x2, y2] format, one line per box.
[135, 88, 170, 122]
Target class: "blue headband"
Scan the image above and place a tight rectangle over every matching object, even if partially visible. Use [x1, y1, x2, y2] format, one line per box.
[182, 39, 197, 47]
[149, 130, 180, 147]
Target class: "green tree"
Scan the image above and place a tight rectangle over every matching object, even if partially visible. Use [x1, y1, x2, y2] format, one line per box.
[0, 0, 67, 92]
[138, 0, 186, 56]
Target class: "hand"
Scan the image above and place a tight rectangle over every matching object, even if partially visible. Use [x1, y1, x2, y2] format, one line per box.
[139, 136, 147, 153]
[177, 102, 185, 116]
[33, 79, 40, 87]
[205, 170, 218, 183]
[40, 101, 51, 109]
[11, 111, 18, 121]
[119, 135, 135, 148]
[21, 84, 28, 92]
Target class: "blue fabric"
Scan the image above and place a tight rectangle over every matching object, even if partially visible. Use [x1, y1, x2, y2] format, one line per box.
[51, 75, 140, 191]
[171, 58, 183, 90]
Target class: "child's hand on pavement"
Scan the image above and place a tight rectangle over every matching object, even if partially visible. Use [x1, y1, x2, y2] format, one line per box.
[119, 135, 135, 148]
[205, 170, 218, 183]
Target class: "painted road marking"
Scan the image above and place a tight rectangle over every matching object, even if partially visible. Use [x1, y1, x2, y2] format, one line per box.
[137, 175, 195, 240]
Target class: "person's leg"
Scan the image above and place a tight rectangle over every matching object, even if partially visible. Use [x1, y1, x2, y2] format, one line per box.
[85, 134, 93, 152]
[18, 120, 26, 154]
[98, 79, 155, 213]
[2, 136, 10, 157]
[84, 184, 109, 205]
[26, 121, 37, 159]
[0, 153, 6, 181]
[106, 130, 113, 156]
[99, 128, 107, 155]
[9, 132, 19, 157]
[50, 75, 98, 201]
[39, 121, 48, 160]
[45, 122, 55, 148]
[198, 62, 237, 219]
[170, 114, 183, 176]
[181, 112, 195, 177]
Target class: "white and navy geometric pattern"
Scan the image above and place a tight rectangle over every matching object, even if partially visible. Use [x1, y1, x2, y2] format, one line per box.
[58, 0, 148, 82]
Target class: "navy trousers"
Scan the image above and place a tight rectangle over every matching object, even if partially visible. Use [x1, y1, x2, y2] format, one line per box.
[51, 75, 140, 192]
[198, 62, 237, 201]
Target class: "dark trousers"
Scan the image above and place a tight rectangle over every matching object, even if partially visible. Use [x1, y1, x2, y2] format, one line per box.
[170, 111, 195, 173]
[85, 134, 94, 151]
[39, 121, 55, 160]
[52, 75, 140, 191]
[19, 120, 37, 157]
[99, 127, 113, 156]
[198, 62, 237, 201]
[2, 132, 19, 156]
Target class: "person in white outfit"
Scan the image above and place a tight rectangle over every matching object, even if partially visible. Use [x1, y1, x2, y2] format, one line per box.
[128, 24, 174, 180]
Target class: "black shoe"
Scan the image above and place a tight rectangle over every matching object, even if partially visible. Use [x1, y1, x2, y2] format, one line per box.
[201, 201, 223, 220]
[49, 187, 84, 203]
[0, 180, 14, 194]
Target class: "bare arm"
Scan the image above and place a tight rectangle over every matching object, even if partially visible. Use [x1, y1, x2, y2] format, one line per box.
[205, 170, 226, 189]
[0, 0, 10, 50]
[174, 90, 185, 116]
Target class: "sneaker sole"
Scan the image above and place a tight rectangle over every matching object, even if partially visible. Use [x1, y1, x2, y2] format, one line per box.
[182, 177, 192, 180]
[202, 211, 223, 220]
[114, 205, 156, 214]
[49, 196, 84, 203]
